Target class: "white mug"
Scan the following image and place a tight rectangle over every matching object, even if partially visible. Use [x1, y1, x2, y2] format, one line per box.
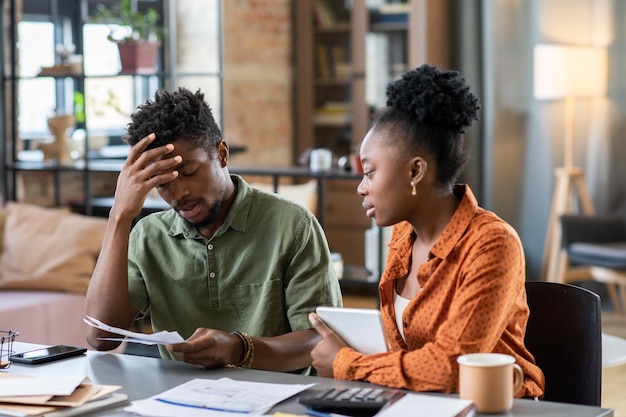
[457, 353, 523, 414]
[309, 148, 333, 172]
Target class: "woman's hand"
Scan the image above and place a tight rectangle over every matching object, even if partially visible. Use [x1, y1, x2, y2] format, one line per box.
[309, 312, 348, 377]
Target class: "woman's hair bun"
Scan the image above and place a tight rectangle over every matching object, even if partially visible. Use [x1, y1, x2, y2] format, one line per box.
[385, 64, 480, 133]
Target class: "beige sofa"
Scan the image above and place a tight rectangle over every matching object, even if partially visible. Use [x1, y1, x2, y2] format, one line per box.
[0, 202, 107, 347]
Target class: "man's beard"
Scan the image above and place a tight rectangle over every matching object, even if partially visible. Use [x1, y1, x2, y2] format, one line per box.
[183, 198, 222, 230]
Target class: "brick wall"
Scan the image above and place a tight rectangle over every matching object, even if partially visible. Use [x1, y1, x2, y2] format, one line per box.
[222, 0, 293, 167]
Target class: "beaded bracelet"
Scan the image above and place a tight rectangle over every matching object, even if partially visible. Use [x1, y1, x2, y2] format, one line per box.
[227, 331, 254, 369]
[240, 332, 254, 369]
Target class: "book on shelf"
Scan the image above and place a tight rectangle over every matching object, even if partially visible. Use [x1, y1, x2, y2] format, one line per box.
[334, 62, 352, 78]
[328, 45, 351, 78]
[378, 2, 411, 14]
[316, 44, 351, 79]
[314, 101, 352, 126]
[313, 0, 340, 28]
[319, 101, 351, 111]
[371, 12, 408, 24]
[370, 2, 410, 24]
[315, 44, 331, 79]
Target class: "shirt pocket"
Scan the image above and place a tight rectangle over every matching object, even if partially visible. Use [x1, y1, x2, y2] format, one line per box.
[234, 278, 287, 333]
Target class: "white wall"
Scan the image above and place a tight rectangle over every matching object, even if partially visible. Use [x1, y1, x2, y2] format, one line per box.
[480, 0, 626, 280]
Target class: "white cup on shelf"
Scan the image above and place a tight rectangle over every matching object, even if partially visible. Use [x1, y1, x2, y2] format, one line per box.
[309, 148, 333, 172]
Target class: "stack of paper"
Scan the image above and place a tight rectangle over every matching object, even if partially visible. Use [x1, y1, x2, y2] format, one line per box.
[125, 378, 313, 416]
[0, 374, 127, 417]
[83, 315, 184, 345]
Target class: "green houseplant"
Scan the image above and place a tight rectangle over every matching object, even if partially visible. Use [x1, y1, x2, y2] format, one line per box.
[93, 0, 163, 74]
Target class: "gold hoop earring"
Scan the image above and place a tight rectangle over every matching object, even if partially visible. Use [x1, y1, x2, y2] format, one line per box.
[410, 181, 417, 196]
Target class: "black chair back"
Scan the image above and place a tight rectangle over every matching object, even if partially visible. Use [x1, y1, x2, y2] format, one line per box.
[561, 214, 626, 246]
[560, 214, 626, 268]
[524, 281, 602, 406]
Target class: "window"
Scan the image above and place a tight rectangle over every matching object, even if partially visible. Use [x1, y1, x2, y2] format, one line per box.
[10, 0, 222, 156]
[17, 21, 56, 139]
[15, 0, 166, 151]
[83, 22, 159, 140]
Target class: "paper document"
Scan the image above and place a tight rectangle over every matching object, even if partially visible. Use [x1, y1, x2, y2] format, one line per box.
[125, 378, 314, 416]
[83, 315, 185, 345]
[0, 392, 129, 417]
[376, 392, 474, 417]
[0, 375, 86, 397]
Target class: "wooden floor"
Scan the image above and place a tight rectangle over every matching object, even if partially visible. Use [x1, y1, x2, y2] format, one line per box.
[602, 312, 626, 417]
[342, 294, 626, 416]
[342, 294, 378, 309]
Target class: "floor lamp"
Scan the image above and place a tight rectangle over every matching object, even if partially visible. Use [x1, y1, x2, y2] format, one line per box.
[535, 44, 608, 283]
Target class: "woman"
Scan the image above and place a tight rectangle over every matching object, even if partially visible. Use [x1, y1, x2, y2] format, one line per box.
[309, 64, 545, 398]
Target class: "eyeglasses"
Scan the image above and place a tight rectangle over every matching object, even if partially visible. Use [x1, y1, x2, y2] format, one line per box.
[0, 330, 19, 369]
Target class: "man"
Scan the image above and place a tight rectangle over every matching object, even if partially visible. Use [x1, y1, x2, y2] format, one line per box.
[85, 87, 342, 372]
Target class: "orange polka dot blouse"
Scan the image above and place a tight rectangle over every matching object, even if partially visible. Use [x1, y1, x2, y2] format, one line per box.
[333, 185, 545, 398]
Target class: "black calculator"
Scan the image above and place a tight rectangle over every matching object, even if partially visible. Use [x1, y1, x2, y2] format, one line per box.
[298, 387, 406, 416]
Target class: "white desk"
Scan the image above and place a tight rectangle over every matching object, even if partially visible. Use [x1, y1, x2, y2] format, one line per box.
[3, 342, 614, 417]
[603, 333, 626, 368]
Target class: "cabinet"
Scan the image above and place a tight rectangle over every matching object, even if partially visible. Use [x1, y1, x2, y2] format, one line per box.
[293, 0, 451, 278]
[1, 0, 223, 212]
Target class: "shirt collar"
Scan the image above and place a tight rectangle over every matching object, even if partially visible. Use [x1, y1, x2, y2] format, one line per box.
[167, 174, 252, 239]
[430, 184, 479, 259]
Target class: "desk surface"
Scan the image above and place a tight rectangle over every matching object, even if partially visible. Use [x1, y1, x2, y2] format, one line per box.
[3, 342, 613, 417]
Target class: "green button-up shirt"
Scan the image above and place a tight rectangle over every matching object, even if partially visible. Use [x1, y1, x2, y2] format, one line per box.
[128, 175, 343, 360]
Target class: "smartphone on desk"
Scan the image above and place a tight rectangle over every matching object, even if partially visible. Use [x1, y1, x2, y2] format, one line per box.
[10, 345, 87, 365]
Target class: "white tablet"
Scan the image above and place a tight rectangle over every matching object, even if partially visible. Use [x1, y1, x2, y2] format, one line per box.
[316, 306, 389, 354]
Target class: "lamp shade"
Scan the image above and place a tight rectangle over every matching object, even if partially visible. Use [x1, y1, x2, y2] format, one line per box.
[533, 44, 608, 100]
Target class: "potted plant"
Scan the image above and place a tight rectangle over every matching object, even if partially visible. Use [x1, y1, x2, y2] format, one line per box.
[93, 0, 163, 74]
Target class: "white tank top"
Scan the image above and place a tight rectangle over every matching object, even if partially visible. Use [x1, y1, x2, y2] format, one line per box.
[394, 289, 411, 342]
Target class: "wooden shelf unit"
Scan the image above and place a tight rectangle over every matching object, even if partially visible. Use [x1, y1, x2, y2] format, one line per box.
[1, 1, 222, 212]
[293, 0, 451, 278]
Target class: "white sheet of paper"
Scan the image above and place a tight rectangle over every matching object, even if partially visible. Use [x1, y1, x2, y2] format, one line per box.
[0, 375, 85, 397]
[376, 392, 473, 417]
[83, 315, 185, 345]
[124, 378, 314, 416]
